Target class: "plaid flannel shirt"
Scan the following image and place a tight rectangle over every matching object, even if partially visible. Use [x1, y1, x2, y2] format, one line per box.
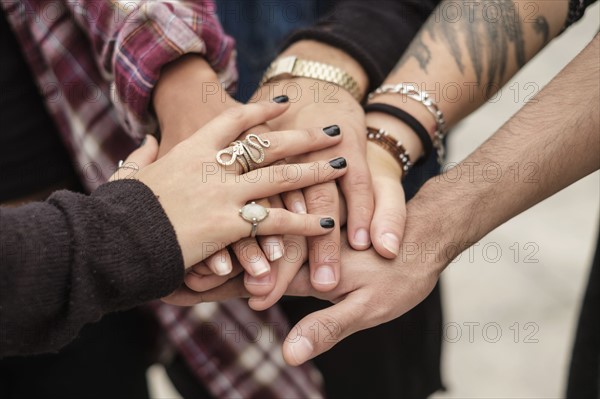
[2, 0, 237, 189]
[2, 1, 323, 397]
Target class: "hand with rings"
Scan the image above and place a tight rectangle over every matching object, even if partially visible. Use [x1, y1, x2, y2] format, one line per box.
[216, 134, 271, 173]
[127, 99, 347, 298]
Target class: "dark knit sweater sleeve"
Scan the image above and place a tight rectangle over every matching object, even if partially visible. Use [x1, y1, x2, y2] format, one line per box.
[0, 179, 184, 357]
[282, 0, 441, 94]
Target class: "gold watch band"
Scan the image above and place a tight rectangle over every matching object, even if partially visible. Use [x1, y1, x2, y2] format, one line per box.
[260, 56, 362, 101]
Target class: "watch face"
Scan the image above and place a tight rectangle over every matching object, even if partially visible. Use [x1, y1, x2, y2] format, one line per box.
[269, 56, 297, 77]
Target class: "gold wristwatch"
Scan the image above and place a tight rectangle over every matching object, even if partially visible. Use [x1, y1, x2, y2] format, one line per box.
[259, 56, 362, 101]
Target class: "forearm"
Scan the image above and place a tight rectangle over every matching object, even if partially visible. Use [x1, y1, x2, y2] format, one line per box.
[409, 35, 599, 268]
[0, 180, 183, 356]
[262, 1, 440, 135]
[369, 0, 569, 150]
[64, 0, 236, 140]
[281, 0, 440, 94]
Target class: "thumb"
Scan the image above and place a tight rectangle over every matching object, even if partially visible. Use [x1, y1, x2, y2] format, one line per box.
[109, 135, 159, 181]
[369, 175, 407, 259]
[282, 294, 366, 366]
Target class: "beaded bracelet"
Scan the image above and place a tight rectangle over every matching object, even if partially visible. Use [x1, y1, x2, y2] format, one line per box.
[366, 127, 412, 177]
[364, 102, 432, 164]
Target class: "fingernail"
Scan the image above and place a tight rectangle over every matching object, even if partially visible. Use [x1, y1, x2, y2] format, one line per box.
[382, 233, 400, 256]
[354, 228, 370, 247]
[214, 257, 232, 276]
[273, 95, 289, 103]
[251, 258, 270, 276]
[138, 135, 148, 147]
[329, 157, 347, 169]
[245, 273, 272, 286]
[289, 336, 314, 365]
[249, 296, 267, 303]
[262, 237, 284, 261]
[320, 218, 335, 228]
[323, 125, 340, 136]
[314, 265, 336, 285]
[293, 201, 307, 214]
[270, 245, 284, 261]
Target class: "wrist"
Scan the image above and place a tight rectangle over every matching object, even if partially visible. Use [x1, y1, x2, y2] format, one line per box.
[403, 177, 486, 275]
[400, 196, 454, 276]
[365, 112, 424, 162]
[153, 54, 237, 146]
[277, 40, 369, 101]
[258, 76, 358, 107]
[367, 142, 403, 180]
[367, 92, 437, 138]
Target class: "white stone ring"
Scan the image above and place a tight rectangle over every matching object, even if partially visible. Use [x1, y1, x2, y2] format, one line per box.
[239, 201, 270, 238]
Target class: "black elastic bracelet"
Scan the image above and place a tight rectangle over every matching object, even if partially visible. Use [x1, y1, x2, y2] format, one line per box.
[364, 103, 433, 163]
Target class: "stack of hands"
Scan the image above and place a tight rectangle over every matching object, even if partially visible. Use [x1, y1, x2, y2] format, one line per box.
[113, 29, 599, 367]
[111, 51, 442, 367]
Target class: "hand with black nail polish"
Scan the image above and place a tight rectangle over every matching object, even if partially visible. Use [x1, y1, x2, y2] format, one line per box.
[252, 79, 374, 297]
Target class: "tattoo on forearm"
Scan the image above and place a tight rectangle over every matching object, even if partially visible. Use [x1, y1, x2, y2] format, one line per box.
[396, 1, 548, 88]
[407, 35, 433, 72]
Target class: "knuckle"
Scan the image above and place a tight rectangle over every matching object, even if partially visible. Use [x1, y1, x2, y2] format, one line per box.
[272, 165, 289, 183]
[268, 210, 287, 231]
[353, 205, 373, 220]
[302, 215, 314, 234]
[283, 189, 303, 204]
[378, 208, 406, 231]
[304, 127, 321, 143]
[305, 186, 337, 212]
[346, 171, 372, 193]
[222, 106, 245, 121]
[316, 315, 344, 343]
[264, 133, 281, 150]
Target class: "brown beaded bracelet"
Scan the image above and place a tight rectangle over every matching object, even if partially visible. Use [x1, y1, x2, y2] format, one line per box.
[366, 127, 412, 177]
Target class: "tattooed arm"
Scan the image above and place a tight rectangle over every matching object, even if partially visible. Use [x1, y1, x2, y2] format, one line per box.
[366, 0, 570, 159]
[279, 33, 600, 367]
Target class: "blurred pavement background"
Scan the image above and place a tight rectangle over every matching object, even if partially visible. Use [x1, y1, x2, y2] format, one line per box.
[432, 4, 599, 398]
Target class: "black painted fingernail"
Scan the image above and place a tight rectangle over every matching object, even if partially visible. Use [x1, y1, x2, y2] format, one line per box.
[323, 125, 340, 136]
[320, 218, 335, 228]
[329, 157, 347, 169]
[273, 95, 289, 103]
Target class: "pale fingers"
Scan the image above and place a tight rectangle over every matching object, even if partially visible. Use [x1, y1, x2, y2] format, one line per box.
[239, 208, 335, 237]
[281, 189, 307, 214]
[248, 235, 308, 311]
[237, 158, 348, 200]
[257, 196, 285, 262]
[184, 270, 231, 293]
[247, 126, 342, 166]
[162, 273, 247, 306]
[231, 238, 272, 277]
[204, 248, 233, 276]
